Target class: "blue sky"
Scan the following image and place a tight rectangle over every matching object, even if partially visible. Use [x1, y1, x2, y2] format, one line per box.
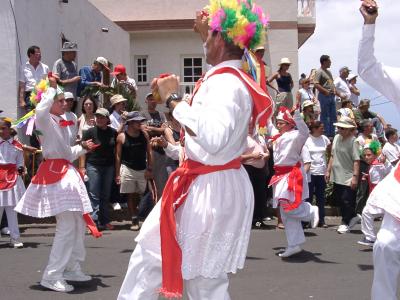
[299, 0, 400, 128]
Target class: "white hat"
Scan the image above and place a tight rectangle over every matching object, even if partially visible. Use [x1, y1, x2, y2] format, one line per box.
[64, 92, 74, 100]
[347, 73, 358, 81]
[333, 116, 356, 129]
[302, 100, 314, 109]
[278, 57, 291, 66]
[95, 56, 110, 71]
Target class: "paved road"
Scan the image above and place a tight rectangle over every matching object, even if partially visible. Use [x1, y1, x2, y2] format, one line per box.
[0, 218, 391, 300]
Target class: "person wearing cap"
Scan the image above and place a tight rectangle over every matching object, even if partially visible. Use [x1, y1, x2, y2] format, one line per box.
[268, 107, 319, 258]
[334, 66, 352, 106]
[117, 1, 272, 298]
[314, 55, 336, 138]
[76, 57, 109, 113]
[111, 64, 138, 99]
[115, 111, 152, 231]
[52, 42, 80, 100]
[267, 57, 294, 110]
[15, 76, 97, 292]
[301, 100, 316, 126]
[326, 117, 360, 234]
[18, 46, 49, 112]
[109, 94, 128, 132]
[347, 73, 360, 107]
[353, 99, 387, 140]
[80, 107, 117, 232]
[61, 92, 78, 146]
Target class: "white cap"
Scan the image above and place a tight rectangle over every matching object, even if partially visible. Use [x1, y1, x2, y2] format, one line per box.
[64, 92, 74, 100]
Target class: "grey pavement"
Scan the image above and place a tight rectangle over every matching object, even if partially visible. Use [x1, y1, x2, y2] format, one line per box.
[0, 217, 390, 300]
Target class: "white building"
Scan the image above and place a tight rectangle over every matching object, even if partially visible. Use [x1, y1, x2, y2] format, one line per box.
[0, 0, 130, 120]
[90, 0, 316, 107]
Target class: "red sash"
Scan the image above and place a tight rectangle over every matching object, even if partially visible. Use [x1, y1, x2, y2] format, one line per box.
[0, 164, 18, 190]
[269, 162, 303, 212]
[159, 158, 241, 298]
[394, 163, 400, 183]
[31, 159, 70, 185]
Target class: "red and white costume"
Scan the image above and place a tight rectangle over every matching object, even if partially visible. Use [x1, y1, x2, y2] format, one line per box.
[0, 138, 25, 241]
[360, 159, 392, 243]
[269, 109, 317, 249]
[15, 87, 92, 282]
[118, 60, 273, 299]
[358, 23, 400, 300]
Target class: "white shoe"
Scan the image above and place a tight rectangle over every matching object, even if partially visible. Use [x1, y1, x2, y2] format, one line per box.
[310, 206, 319, 229]
[1, 227, 10, 235]
[10, 238, 23, 248]
[279, 245, 302, 258]
[348, 215, 361, 229]
[40, 279, 74, 292]
[112, 203, 121, 211]
[337, 224, 349, 234]
[64, 270, 92, 282]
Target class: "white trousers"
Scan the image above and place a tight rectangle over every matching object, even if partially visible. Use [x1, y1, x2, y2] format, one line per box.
[0, 206, 20, 239]
[361, 203, 383, 242]
[280, 202, 313, 247]
[118, 244, 231, 300]
[372, 213, 400, 300]
[42, 211, 86, 281]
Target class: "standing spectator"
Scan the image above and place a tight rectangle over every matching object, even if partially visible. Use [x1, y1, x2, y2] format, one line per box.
[76, 57, 109, 114]
[305, 121, 331, 227]
[77, 96, 97, 141]
[314, 55, 336, 138]
[326, 117, 360, 234]
[142, 93, 169, 200]
[115, 111, 152, 231]
[354, 99, 387, 141]
[61, 92, 78, 146]
[267, 58, 294, 110]
[80, 108, 117, 230]
[52, 42, 80, 103]
[296, 78, 316, 108]
[382, 128, 400, 166]
[334, 66, 352, 107]
[109, 94, 127, 132]
[111, 64, 138, 99]
[18, 46, 49, 111]
[347, 73, 360, 107]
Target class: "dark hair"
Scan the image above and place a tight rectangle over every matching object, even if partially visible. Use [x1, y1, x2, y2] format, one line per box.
[320, 55, 330, 64]
[341, 100, 352, 108]
[27, 45, 40, 58]
[309, 120, 323, 133]
[81, 96, 98, 114]
[385, 128, 398, 140]
[0, 117, 11, 128]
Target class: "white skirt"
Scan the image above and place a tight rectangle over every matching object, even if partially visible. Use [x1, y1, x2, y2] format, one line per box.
[271, 170, 309, 208]
[15, 166, 92, 218]
[0, 177, 26, 207]
[135, 166, 254, 280]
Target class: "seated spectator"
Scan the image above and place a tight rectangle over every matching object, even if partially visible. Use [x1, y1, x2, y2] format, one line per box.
[354, 99, 387, 141]
[296, 78, 316, 108]
[326, 117, 360, 234]
[347, 73, 360, 107]
[337, 100, 355, 122]
[115, 111, 152, 231]
[301, 100, 316, 126]
[305, 121, 331, 227]
[382, 128, 400, 166]
[77, 96, 97, 141]
[80, 108, 117, 230]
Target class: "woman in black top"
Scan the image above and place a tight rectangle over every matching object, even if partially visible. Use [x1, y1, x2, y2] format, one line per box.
[267, 57, 294, 111]
[115, 111, 153, 231]
[80, 108, 117, 230]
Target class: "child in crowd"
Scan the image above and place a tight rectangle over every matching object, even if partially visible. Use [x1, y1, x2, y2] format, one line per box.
[382, 128, 400, 166]
[358, 141, 392, 246]
[0, 118, 25, 248]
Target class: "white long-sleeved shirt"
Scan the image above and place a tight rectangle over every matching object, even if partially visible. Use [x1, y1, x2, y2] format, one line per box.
[0, 138, 24, 167]
[358, 24, 400, 109]
[35, 88, 86, 162]
[173, 60, 252, 165]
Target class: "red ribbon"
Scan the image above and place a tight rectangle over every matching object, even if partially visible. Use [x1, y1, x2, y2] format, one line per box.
[59, 120, 75, 127]
[0, 164, 18, 190]
[159, 158, 241, 298]
[270, 162, 303, 212]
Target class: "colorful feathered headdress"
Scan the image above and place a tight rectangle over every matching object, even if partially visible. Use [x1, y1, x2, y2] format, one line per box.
[364, 140, 382, 156]
[207, 0, 269, 50]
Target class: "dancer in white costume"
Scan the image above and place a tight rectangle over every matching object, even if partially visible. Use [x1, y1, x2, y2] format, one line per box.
[358, 1, 400, 299]
[118, 1, 273, 299]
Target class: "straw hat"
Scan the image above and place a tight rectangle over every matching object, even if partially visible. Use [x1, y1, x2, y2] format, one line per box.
[333, 116, 356, 129]
[110, 94, 127, 107]
[278, 57, 291, 66]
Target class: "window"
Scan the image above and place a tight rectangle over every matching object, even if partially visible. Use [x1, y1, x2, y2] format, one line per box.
[181, 56, 203, 94]
[135, 56, 148, 83]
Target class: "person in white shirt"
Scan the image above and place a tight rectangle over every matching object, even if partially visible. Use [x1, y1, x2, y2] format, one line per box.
[109, 94, 127, 132]
[62, 92, 78, 146]
[358, 1, 400, 298]
[110, 64, 138, 99]
[382, 128, 400, 166]
[305, 121, 331, 227]
[347, 73, 360, 107]
[18, 46, 49, 111]
[334, 66, 352, 107]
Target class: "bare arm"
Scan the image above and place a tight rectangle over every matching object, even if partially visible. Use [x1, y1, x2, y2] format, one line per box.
[351, 160, 360, 190]
[115, 133, 124, 184]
